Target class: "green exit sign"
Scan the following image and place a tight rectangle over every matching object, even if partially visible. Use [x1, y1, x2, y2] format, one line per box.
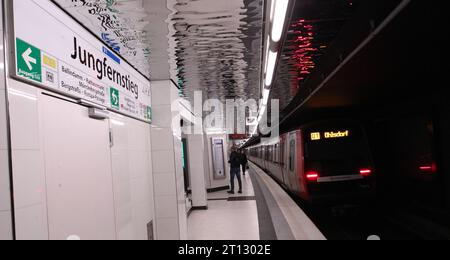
[16, 38, 42, 82]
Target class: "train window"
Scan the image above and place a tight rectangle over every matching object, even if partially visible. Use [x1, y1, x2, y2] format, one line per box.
[272, 145, 276, 163]
[280, 141, 285, 166]
[274, 144, 278, 163]
[270, 146, 274, 162]
[289, 140, 295, 171]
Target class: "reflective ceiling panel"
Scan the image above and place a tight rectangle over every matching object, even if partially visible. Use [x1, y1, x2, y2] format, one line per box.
[169, 0, 264, 102]
[54, 0, 264, 104]
[54, 0, 171, 80]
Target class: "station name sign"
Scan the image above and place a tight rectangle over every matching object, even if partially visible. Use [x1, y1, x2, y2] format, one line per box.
[10, 0, 152, 122]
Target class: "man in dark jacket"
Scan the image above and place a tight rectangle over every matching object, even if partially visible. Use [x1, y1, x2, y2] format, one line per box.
[240, 150, 248, 176]
[228, 148, 242, 194]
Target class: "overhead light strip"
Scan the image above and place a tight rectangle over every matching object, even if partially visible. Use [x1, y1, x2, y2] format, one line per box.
[265, 50, 278, 86]
[271, 0, 290, 42]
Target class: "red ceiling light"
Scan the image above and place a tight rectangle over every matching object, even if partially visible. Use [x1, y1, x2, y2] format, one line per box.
[290, 19, 318, 91]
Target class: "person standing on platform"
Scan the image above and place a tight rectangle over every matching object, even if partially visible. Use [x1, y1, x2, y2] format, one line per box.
[240, 150, 248, 176]
[228, 148, 242, 194]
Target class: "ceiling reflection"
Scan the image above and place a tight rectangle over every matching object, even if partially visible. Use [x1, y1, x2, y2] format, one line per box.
[169, 0, 263, 102]
[54, 0, 264, 104]
[271, 0, 361, 112]
[54, 0, 154, 78]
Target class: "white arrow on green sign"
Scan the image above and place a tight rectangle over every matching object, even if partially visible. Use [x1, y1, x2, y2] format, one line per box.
[16, 38, 42, 82]
[22, 48, 37, 70]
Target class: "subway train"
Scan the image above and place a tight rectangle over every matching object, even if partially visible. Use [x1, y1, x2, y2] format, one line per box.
[247, 119, 376, 205]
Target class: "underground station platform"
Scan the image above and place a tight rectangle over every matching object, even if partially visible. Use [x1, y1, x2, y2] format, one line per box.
[0, 0, 449, 251]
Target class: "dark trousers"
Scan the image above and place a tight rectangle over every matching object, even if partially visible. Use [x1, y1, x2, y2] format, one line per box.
[241, 163, 247, 175]
[230, 167, 242, 192]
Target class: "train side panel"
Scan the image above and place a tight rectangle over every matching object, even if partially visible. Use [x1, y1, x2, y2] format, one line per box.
[297, 130, 309, 200]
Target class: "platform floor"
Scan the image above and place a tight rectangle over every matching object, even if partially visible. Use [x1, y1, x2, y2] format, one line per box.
[187, 173, 259, 240]
[187, 163, 326, 240]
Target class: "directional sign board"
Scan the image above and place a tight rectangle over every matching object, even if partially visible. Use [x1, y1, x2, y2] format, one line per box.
[16, 38, 42, 82]
[8, 0, 152, 123]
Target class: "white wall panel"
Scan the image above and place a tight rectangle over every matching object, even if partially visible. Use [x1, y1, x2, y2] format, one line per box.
[14, 204, 48, 240]
[6, 79, 48, 240]
[187, 134, 208, 208]
[7, 83, 40, 150]
[0, 92, 7, 150]
[156, 217, 180, 240]
[154, 174, 176, 196]
[150, 80, 187, 240]
[0, 150, 11, 212]
[0, 211, 13, 240]
[151, 127, 174, 151]
[10, 150, 46, 209]
[110, 114, 154, 240]
[6, 76, 155, 240]
[152, 150, 176, 173]
[41, 94, 116, 240]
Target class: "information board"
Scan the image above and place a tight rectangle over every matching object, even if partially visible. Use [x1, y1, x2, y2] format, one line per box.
[9, 0, 152, 122]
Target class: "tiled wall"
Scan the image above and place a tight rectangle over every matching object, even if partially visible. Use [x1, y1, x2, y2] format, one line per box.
[6, 78, 156, 240]
[151, 80, 187, 240]
[7, 79, 49, 240]
[109, 114, 155, 240]
[186, 134, 208, 208]
[0, 0, 14, 240]
[172, 84, 188, 240]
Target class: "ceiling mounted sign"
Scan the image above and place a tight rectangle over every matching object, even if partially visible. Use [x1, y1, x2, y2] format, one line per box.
[6, 0, 152, 123]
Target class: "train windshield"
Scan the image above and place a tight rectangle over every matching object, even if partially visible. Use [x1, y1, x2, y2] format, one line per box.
[304, 123, 372, 176]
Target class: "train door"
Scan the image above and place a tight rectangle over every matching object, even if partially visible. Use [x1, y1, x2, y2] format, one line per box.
[287, 132, 299, 192]
[264, 146, 268, 170]
[279, 136, 286, 184]
[296, 130, 306, 195]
